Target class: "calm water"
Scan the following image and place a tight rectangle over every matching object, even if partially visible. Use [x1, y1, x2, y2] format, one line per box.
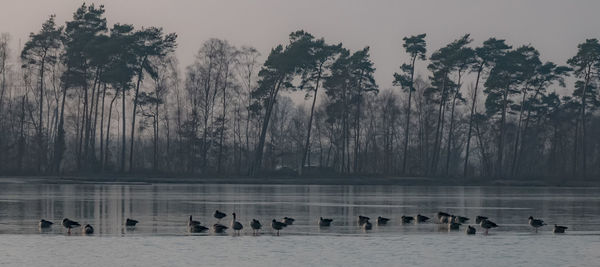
[0, 183, 599, 266]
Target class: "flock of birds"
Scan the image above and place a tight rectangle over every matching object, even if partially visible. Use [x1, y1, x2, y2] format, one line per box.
[36, 210, 569, 236]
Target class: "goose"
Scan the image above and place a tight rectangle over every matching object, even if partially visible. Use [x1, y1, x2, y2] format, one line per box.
[480, 219, 498, 234]
[62, 218, 81, 234]
[213, 223, 228, 234]
[416, 214, 430, 223]
[553, 224, 568, 234]
[82, 224, 94, 235]
[436, 211, 451, 223]
[271, 219, 286, 236]
[401, 216, 415, 224]
[231, 213, 243, 235]
[188, 215, 201, 227]
[250, 219, 262, 235]
[376, 216, 390, 225]
[363, 220, 372, 231]
[448, 222, 461, 231]
[358, 215, 370, 226]
[189, 224, 209, 233]
[214, 210, 227, 221]
[453, 216, 469, 224]
[528, 216, 546, 233]
[282, 217, 295, 226]
[125, 218, 139, 227]
[38, 219, 53, 229]
[319, 217, 333, 227]
[466, 225, 476, 235]
[475, 216, 488, 224]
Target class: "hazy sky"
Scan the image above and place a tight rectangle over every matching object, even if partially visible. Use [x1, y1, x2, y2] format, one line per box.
[2, 0, 600, 89]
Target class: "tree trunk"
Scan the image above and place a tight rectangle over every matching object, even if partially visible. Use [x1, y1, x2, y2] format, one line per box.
[402, 56, 416, 174]
[300, 65, 323, 175]
[463, 65, 483, 177]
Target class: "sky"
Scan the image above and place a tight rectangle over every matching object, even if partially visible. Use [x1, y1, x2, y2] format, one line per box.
[2, 0, 600, 90]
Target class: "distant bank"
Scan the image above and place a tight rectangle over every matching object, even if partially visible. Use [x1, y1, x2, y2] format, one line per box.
[0, 175, 597, 187]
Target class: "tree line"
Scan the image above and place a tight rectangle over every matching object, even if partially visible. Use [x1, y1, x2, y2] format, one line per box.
[1, 3, 599, 180]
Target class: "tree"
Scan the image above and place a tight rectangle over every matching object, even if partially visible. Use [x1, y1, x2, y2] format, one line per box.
[296, 31, 341, 174]
[21, 15, 63, 173]
[249, 31, 309, 175]
[393, 33, 426, 175]
[128, 27, 177, 172]
[463, 38, 510, 177]
[567, 39, 600, 178]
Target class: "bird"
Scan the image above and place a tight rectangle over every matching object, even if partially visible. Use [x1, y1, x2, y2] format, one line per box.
[62, 218, 81, 234]
[448, 222, 461, 230]
[271, 219, 286, 236]
[231, 213, 243, 235]
[188, 215, 201, 227]
[82, 224, 94, 235]
[466, 225, 476, 235]
[125, 218, 138, 227]
[38, 219, 53, 229]
[475, 216, 488, 224]
[553, 224, 568, 234]
[319, 217, 333, 227]
[436, 212, 451, 223]
[250, 219, 262, 235]
[528, 216, 546, 233]
[363, 220, 372, 231]
[376, 216, 390, 225]
[416, 214, 430, 223]
[214, 210, 227, 221]
[213, 223, 228, 234]
[358, 215, 370, 226]
[282, 217, 295, 226]
[401, 216, 415, 224]
[480, 219, 498, 234]
[453, 216, 470, 224]
[189, 224, 209, 233]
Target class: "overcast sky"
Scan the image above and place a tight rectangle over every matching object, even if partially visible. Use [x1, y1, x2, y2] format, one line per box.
[2, 0, 600, 89]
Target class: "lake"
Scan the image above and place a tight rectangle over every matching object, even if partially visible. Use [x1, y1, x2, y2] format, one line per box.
[0, 182, 599, 266]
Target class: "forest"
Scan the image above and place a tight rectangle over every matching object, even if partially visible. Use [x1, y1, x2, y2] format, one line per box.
[1, 3, 599, 181]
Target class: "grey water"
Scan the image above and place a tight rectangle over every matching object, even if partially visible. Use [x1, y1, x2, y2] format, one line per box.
[1, 183, 599, 266]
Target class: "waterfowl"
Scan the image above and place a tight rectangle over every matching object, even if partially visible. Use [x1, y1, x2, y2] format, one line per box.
[453, 216, 469, 224]
[416, 214, 430, 223]
[319, 217, 333, 227]
[480, 219, 498, 234]
[62, 218, 80, 233]
[213, 223, 228, 234]
[125, 218, 138, 227]
[376, 216, 390, 225]
[528, 216, 546, 233]
[448, 222, 461, 230]
[363, 220, 372, 231]
[189, 224, 209, 233]
[231, 213, 243, 235]
[250, 219, 262, 235]
[39, 219, 53, 228]
[553, 224, 568, 234]
[358, 215, 370, 226]
[466, 225, 476, 235]
[272, 219, 286, 236]
[436, 212, 451, 223]
[214, 210, 227, 221]
[401, 216, 415, 224]
[475, 216, 488, 224]
[282, 217, 295, 226]
[82, 224, 94, 235]
[188, 215, 201, 227]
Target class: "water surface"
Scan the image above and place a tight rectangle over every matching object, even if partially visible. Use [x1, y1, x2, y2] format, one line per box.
[0, 183, 599, 266]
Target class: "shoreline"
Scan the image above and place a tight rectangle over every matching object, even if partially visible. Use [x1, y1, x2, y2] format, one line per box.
[0, 175, 597, 187]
